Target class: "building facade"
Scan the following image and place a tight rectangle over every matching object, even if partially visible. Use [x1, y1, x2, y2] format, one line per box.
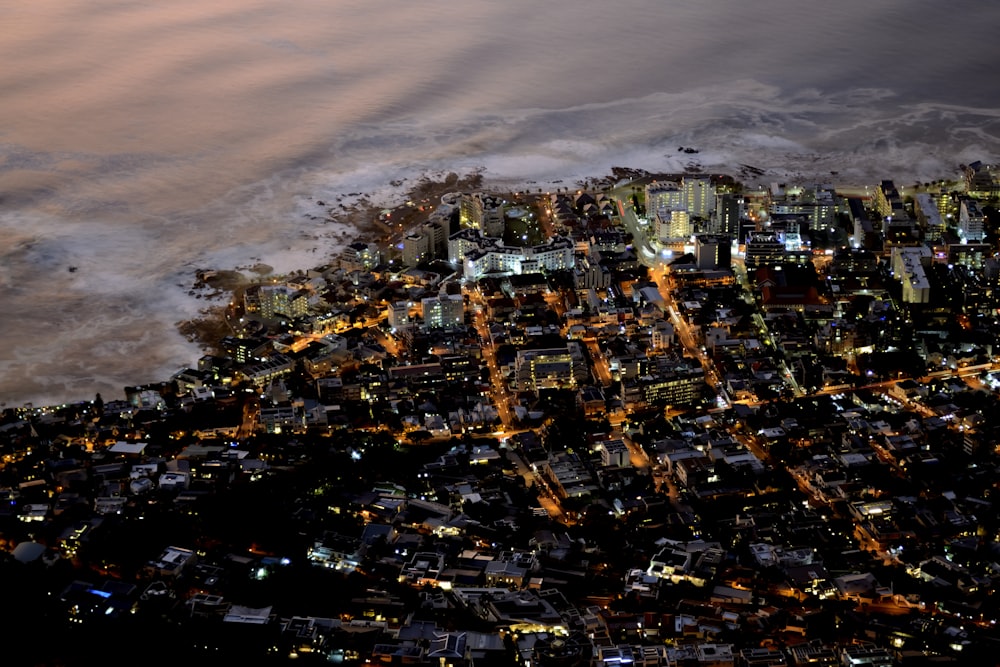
[456, 235, 574, 280]
[515, 343, 589, 391]
[420, 294, 465, 329]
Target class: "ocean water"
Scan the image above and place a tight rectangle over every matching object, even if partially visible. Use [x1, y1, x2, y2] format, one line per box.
[2, 0, 999, 407]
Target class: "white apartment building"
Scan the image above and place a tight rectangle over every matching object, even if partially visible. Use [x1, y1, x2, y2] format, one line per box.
[387, 301, 411, 331]
[891, 246, 931, 304]
[645, 182, 684, 215]
[402, 233, 430, 267]
[453, 234, 574, 280]
[959, 198, 985, 242]
[655, 208, 691, 242]
[683, 176, 716, 219]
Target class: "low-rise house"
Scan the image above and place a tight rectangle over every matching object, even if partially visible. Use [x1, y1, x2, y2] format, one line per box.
[308, 532, 365, 572]
[146, 546, 197, 579]
[399, 552, 445, 587]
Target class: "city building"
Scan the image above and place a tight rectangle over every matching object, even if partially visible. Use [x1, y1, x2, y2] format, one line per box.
[420, 294, 465, 329]
[448, 227, 485, 266]
[769, 184, 837, 231]
[873, 180, 905, 220]
[715, 192, 743, 236]
[387, 300, 412, 331]
[958, 197, 986, 242]
[421, 219, 450, 259]
[259, 285, 310, 320]
[145, 546, 197, 579]
[402, 232, 431, 267]
[914, 193, 947, 242]
[694, 234, 732, 270]
[645, 182, 685, 215]
[620, 363, 705, 410]
[339, 241, 382, 272]
[596, 437, 630, 468]
[948, 243, 991, 270]
[457, 236, 574, 280]
[655, 208, 692, 243]
[744, 231, 786, 269]
[460, 193, 506, 237]
[963, 161, 1000, 199]
[683, 176, 716, 219]
[891, 246, 931, 304]
[573, 257, 612, 290]
[515, 343, 589, 391]
[650, 319, 675, 350]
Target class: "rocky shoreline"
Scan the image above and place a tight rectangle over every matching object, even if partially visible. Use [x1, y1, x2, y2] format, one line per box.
[169, 161, 812, 353]
[173, 170, 490, 351]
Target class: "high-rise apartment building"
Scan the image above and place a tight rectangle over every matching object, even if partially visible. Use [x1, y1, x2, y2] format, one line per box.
[683, 177, 716, 219]
[655, 209, 691, 242]
[420, 294, 464, 329]
[402, 233, 430, 267]
[959, 198, 985, 242]
[744, 231, 785, 269]
[715, 193, 743, 236]
[251, 285, 310, 320]
[694, 234, 731, 270]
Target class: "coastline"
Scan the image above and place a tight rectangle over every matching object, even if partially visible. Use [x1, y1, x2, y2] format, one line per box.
[172, 161, 968, 365]
[173, 170, 491, 354]
[5, 160, 977, 410]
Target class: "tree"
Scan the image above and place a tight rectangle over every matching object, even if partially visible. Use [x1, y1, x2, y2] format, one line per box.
[408, 430, 432, 445]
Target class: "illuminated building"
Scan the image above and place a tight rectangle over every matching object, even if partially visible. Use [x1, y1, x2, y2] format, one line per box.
[645, 182, 684, 213]
[339, 241, 382, 271]
[744, 231, 785, 269]
[307, 532, 363, 572]
[455, 235, 574, 280]
[715, 192, 743, 235]
[387, 300, 411, 330]
[221, 335, 271, 364]
[890, 246, 931, 304]
[873, 180, 904, 220]
[963, 161, 1000, 199]
[257, 285, 310, 320]
[694, 234, 731, 270]
[948, 242, 991, 270]
[515, 343, 588, 391]
[596, 437, 630, 468]
[573, 257, 612, 289]
[650, 320, 675, 350]
[769, 185, 837, 231]
[460, 193, 505, 236]
[914, 192, 946, 241]
[959, 197, 985, 242]
[655, 208, 691, 243]
[683, 176, 716, 219]
[447, 227, 483, 265]
[145, 546, 197, 578]
[402, 232, 430, 267]
[420, 294, 465, 329]
[621, 365, 705, 409]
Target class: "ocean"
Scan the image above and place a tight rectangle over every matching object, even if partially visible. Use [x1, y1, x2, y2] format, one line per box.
[2, 0, 999, 408]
